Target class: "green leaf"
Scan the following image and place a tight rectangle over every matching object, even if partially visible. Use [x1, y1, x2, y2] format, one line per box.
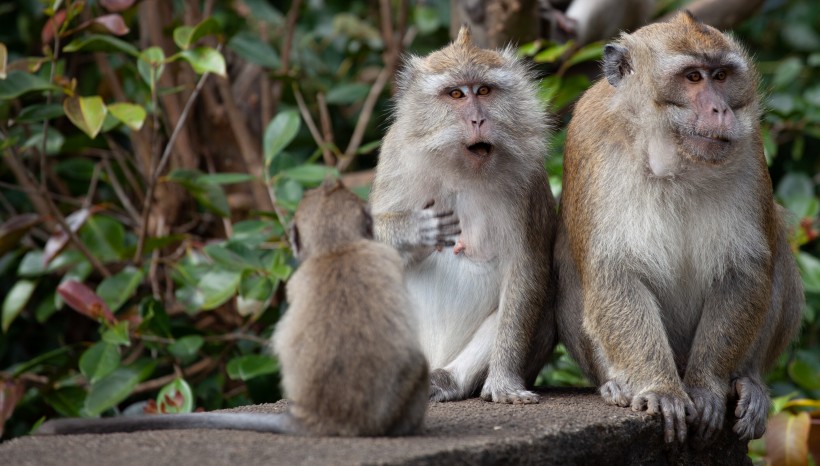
[138, 47, 165, 92]
[63, 95, 107, 139]
[263, 110, 300, 166]
[79, 342, 121, 384]
[21, 125, 64, 155]
[534, 42, 573, 64]
[226, 354, 278, 381]
[776, 173, 815, 200]
[79, 215, 126, 262]
[165, 169, 231, 217]
[2, 279, 36, 332]
[16, 103, 64, 122]
[97, 266, 144, 312]
[413, 5, 440, 35]
[231, 220, 282, 247]
[274, 177, 303, 211]
[138, 297, 172, 338]
[239, 273, 274, 301]
[63, 34, 139, 56]
[17, 250, 46, 277]
[107, 102, 146, 130]
[772, 57, 803, 90]
[168, 335, 204, 360]
[199, 268, 241, 310]
[156, 378, 194, 414]
[43, 386, 86, 418]
[797, 252, 820, 294]
[565, 42, 605, 68]
[227, 31, 280, 69]
[324, 83, 370, 105]
[280, 164, 338, 185]
[0, 71, 60, 99]
[102, 321, 130, 346]
[788, 350, 820, 390]
[197, 173, 255, 185]
[204, 243, 261, 272]
[173, 17, 220, 50]
[174, 47, 226, 76]
[84, 367, 141, 416]
[265, 249, 292, 280]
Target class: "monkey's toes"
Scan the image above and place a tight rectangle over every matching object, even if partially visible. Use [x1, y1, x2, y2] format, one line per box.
[732, 377, 768, 440]
[600, 380, 631, 407]
[632, 391, 690, 443]
[429, 369, 461, 402]
[687, 387, 726, 442]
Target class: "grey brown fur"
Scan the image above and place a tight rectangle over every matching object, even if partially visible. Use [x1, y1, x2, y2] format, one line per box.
[37, 179, 428, 437]
[370, 26, 558, 404]
[555, 11, 803, 444]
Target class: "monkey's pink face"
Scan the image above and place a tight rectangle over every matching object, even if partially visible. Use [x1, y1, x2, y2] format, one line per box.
[442, 83, 496, 166]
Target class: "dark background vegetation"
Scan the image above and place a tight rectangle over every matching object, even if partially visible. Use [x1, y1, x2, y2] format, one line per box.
[0, 0, 817, 462]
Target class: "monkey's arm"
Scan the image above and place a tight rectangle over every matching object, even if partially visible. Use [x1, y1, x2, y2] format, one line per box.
[373, 207, 460, 264]
[682, 261, 770, 441]
[584, 270, 694, 443]
[35, 412, 298, 435]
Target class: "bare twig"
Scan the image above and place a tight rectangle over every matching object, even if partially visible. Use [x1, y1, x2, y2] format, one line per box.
[83, 163, 103, 210]
[135, 65, 215, 262]
[102, 159, 141, 223]
[338, 66, 392, 171]
[103, 136, 145, 202]
[40, 19, 61, 187]
[292, 85, 330, 157]
[316, 92, 337, 166]
[271, 0, 304, 115]
[132, 357, 216, 394]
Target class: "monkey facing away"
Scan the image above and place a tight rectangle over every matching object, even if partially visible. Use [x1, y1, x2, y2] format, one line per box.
[37, 179, 428, 437]
[555, 11, 803, 444]
[370, 26, 558, 404]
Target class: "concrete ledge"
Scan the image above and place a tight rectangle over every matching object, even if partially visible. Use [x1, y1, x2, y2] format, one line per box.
[0, 388, 750, 465]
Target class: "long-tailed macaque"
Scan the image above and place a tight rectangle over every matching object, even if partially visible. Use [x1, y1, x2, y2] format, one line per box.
[36, 179, 428, 436]
[555, 11, 803, 444]
[370, 27, 558, 404]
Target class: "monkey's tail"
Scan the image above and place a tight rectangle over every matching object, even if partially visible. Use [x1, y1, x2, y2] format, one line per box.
[34, 412, 299, 436]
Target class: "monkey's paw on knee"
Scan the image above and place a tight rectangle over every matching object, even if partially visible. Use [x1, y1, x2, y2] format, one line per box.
[686, 386, 727, 443]
[631, 390, 693, 444]
[600, 380, 631, 407]
[429, 369, 462, 402]
[732, 377, 768, 440]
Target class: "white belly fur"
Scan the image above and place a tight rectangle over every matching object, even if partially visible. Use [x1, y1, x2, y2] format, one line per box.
[406, 249, 501, 369]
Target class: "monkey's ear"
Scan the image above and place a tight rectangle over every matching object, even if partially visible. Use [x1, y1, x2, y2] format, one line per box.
[289, 223, 302, 259]
[603, 43, 632, 87]
[456, 25, 472, 46]
[320, 176, 344, 191]
[362, 206, 374, 239]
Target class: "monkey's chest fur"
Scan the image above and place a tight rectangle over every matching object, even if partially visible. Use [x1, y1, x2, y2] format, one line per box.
[407, 193, 512, 369]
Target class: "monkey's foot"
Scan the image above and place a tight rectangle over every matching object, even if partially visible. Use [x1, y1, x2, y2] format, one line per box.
[732, 377, 768, 440]
[429, 369, 463, 402]
[480, 378, 540, 404]
[600, 380, 631, 407]
[686, 386, 726, 443]
[631, 389, 693, 444]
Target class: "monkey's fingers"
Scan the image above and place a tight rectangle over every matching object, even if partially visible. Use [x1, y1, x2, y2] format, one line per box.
[658, 396, 688, 444]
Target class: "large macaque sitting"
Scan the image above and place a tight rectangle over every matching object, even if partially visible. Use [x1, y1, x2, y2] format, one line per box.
[370, 26, 558, 404]
[555, 11, 803, 443]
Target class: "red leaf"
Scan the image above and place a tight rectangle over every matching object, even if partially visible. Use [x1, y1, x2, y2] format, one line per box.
[0, 378, 25, 438]
[100, 0, 138, 12]
[766, 411, 811, 466]
[0, 214, 40, 256]
[57, 280, 116, 325]
[41, 9, 67, 45]
[88, 14, 130, 36]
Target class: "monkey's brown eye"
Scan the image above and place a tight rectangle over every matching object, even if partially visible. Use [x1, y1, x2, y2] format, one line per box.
[713, 70, 727, 81]
[686, 71, 702, 82]
[449, 89, 464, 99]
[477, 86, 490, 96]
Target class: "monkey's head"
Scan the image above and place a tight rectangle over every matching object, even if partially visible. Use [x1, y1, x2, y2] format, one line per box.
[603, 11, 759, 166]
[290, 178, 373, 261]
[393, 26, 549, 179]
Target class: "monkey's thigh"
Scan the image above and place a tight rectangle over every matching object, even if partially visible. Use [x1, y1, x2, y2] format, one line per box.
[430, 311, 498, 401]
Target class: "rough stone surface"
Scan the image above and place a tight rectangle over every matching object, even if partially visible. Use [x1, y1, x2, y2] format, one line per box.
[0, 388, 750, 465]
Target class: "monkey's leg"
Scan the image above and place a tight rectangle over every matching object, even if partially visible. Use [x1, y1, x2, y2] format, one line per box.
[584, 274, 692, 443]
[682, 266, 770, 443]
[481, 256, 552, 405]
[35, 412, 300, 436]
[430, 312, 497, 402]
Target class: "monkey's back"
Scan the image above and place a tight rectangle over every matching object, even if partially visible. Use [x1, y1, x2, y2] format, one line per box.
[275, 240, 427, 436]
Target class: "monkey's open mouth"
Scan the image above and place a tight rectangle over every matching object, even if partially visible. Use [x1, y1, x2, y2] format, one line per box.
[467, 142, 493, 158]
[691, 133, 731, 144]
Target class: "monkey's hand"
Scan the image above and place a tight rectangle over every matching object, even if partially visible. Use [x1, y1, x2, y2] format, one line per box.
[731, 377, 768, 441]
[631, 388, 694, 444]
[374, 202, 460, 252]
[480, 375, 540, 404]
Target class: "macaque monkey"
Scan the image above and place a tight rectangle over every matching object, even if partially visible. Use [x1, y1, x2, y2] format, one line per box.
[555, 11, 803, 444]
[37, 179, 428, 437]
[540, 0, 654, 44]
[370, 26, 558, 404]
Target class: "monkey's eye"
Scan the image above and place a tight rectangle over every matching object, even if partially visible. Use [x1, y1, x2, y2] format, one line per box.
[477, 86, 491, 96]
[686, 71, 702, 82]
[449, 89, 465, 99]
[713, 69, 727, 81]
